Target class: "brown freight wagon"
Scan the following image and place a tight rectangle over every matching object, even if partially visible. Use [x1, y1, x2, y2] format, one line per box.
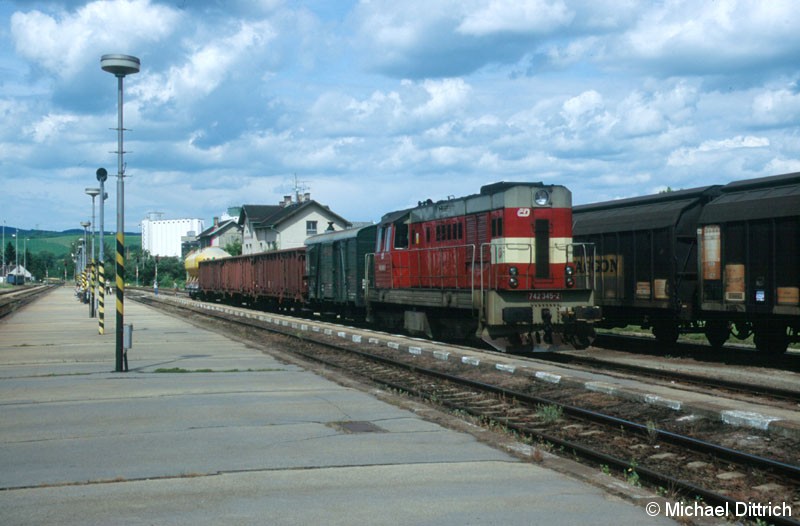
[197, 247, 307, 309]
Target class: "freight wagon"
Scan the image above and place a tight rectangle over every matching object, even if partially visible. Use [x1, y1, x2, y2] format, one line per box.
[697, 172, 800, 353]
[573, 171, 800, 353]
[572, 186, 722, 344]
[195, 247, 306, 309]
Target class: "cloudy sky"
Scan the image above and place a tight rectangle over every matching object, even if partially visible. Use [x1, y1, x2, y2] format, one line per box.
[2, 0, 800, 233]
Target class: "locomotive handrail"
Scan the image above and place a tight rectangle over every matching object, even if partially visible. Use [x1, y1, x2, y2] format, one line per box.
[363, 252, 373, 321]
[562, 242, 597, 290]
[479, 240, 535, 292]
[479, 240, 598, 294]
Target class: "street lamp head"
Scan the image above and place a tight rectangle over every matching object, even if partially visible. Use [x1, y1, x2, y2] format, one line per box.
[85, 187, 101, 198]
[80, 221, 91, 228]
[100, 54, 140, 77]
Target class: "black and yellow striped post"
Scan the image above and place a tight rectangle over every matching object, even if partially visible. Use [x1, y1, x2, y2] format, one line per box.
[96, 168, 107, 337]
[89, 261, 96, 318]
[116, 232, 125, 372]
[80, 269, 88, 300]
[98, 260, 104, 335]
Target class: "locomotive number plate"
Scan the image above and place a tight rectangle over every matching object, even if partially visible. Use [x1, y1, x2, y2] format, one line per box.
[528, 292, 562, 301]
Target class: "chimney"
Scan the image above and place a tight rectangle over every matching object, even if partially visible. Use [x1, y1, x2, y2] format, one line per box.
[303, 192, 311, 202]
[213, 216, 219, 226]
[280, 195, 292, 207]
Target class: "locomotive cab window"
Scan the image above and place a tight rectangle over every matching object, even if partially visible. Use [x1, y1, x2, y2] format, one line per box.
[394, 222, 409, 249]
[535, 219, 550, 278]
[491, 217, 503, 238]
[376, 226, 386, 252]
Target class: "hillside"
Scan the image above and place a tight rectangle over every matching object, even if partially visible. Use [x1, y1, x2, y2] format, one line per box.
[4, 229, 141, 259]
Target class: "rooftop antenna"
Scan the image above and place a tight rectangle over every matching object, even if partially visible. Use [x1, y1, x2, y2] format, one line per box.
[291, 173, 310, 202]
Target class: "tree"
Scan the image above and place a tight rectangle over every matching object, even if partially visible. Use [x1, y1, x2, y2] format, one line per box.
[4, 241, 15, 267]
[29, 250, 56, 281]
[224, 238, 242, 256]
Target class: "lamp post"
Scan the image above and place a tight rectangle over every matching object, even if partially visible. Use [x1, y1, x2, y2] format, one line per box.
[12, 233, 17, 283]
[101, 54, 139, 373]
[76, 242, 83, 277]
[80, 221, 90, 309]
[86, 188, 100, 318]
[96, 169, 108, 335]
[24, 238, 29, 283]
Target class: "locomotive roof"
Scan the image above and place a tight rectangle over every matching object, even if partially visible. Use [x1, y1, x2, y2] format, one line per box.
[573, 186, 721, 235]
[379, 181, 567, 225]
[699, 171, 800, 223]
[479, 181, 545, 194]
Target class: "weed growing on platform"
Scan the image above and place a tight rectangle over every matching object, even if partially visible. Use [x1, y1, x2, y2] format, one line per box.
[625, 460, 641, 487]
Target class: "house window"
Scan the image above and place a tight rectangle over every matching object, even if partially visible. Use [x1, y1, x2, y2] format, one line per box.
[306, 221, 318, 235]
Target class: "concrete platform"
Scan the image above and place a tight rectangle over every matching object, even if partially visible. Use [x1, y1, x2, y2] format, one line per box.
[0, 287, 676, 525]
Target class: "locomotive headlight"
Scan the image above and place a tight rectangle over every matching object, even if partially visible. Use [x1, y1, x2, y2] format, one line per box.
[534, 190, 550, 206]
[509, 277, 519, 289]
[509, 266, 519, 276]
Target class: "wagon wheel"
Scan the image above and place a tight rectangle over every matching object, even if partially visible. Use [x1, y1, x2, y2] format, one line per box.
[569, 324, 595, 350]
[651, 320, 679, 344]
[704, 320, 730, 349]
[753, 322, 789, 355]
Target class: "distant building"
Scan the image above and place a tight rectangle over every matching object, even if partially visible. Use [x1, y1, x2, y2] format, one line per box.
[141, 216, 205, 257]
[197, 216, 242, 250]
[239, 193, 350, 254]
[5, 265, 32, 283]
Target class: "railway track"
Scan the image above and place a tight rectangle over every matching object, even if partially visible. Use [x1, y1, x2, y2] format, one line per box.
[0, 285, 55, 320]
[133, 292, 800, 525]
[134, 289, 800, 411]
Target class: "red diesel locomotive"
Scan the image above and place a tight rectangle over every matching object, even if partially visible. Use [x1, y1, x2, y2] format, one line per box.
[367, 181, 600, 351]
